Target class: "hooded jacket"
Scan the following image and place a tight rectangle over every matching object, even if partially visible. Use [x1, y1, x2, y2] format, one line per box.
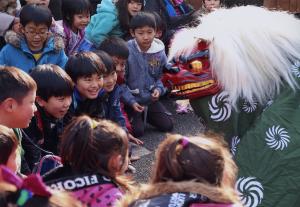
[0, 31, 67, 73]
[123, 38, 167, 106]
[86, 0, 123, 46]
[117, 181, 240, 207]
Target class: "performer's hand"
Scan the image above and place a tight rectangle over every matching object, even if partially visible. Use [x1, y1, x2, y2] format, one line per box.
[151, 89, 160, 101]
[132, 102, 144, 112]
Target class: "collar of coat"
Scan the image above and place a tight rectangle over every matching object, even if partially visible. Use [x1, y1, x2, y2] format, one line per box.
[4, 30, 64, 52]
[116, 180, 241, 207]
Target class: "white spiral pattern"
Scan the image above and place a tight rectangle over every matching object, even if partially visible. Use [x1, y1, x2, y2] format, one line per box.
[291, 60, 300, 78]
[208, 92, 232, 122]
[265, 125, 290, 150]
[242, 100, 258, 113]
[231, 136, 240, 156]
[236, 177, 264, 207]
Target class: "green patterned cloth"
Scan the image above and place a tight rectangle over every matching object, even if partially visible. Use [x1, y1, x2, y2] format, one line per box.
[190, 63, 300, 207]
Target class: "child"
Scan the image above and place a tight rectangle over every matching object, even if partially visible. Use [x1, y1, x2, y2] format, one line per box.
[24, 0, 50, 7]
[0, 66, 37, 129]
[43, 116, 131, 207]
[116, 0, 144, 40]
[52, 0, 92, 56]
[124, 12, 173, 137]
[96, 50, 143, 145]
[64, 51, 106, 124]
[200, 0, 221, 14]
[0, 4, 68, 73]
[0, 126, 21, 174]
[0, 165, 82, 207]
[117, 133, 240, 207]
[98, 36, 130, 85]
[0, 66, 37, 174]
[86, 0, 123, 47]
[22, 64, 73, 172]
[86, 0, 143, 46]
[152, 12, 166, 40]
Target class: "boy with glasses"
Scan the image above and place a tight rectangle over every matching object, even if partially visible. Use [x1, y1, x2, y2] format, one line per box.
[0, 4, 67, 73]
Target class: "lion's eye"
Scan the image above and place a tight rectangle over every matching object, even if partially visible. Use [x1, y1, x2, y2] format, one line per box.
[189, 60, 203, 73]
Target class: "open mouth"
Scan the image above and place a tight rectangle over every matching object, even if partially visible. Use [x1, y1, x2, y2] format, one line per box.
[170, 80, 217, 96]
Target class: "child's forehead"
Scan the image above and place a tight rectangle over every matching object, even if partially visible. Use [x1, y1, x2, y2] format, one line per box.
[24, 22, 49, 29]
[134, 26, 155, 32]
[112, 56, 126, 62]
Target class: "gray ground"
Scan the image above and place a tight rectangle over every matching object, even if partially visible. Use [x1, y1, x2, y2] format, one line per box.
[130, 98, 205, 183]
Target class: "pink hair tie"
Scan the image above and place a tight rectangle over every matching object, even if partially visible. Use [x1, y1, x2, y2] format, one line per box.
[180, 137, 189, 148]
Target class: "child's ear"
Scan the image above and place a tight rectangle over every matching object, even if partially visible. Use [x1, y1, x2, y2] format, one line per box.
[130, 29, 135, 38]
[35, 96, 46, 107]
[2, 98, 17, 112]
[108, 154, 123, 174]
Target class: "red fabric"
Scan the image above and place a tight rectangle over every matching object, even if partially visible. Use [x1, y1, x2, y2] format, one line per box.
[120, 102, 132, 133]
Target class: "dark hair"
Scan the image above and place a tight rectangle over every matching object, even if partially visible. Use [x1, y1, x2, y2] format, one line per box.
[0, 182, 82, 207]
[116, 0, 144, 32]
[152, 133, 237, 188]
[20, 4, 52, 28]
[98, 37, 129, 59]
[65, 52, 106, 82]
[0, 126, 19, 166]
[0, 66, 37, 104]
[152, 11, 166, 33]
[94, 51, 116, 75]
[129, 12, 156, 31]
[60, 116, 129, 187]
[30, 64, 74, 101]
[62, 0, 91, 27]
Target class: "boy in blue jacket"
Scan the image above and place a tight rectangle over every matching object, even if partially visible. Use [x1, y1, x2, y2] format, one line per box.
[124, 12, 173, 137]
[0, 5, 67, 73]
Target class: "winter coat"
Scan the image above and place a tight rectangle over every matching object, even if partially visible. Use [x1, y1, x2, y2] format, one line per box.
[22, 105, 64, 171]
[85, 0, 123, 47]
[64, 88, 106, 125]
[123, 38, 166, 106]
[103, 85, 127, 131]
[51, 21, 93, 56]
[116, 181, 240, 207]
[43, 165, 123, 207]
[0, 31, 67, 73]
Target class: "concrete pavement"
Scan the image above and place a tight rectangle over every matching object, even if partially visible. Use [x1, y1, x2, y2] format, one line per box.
[130, 98, 205, 183]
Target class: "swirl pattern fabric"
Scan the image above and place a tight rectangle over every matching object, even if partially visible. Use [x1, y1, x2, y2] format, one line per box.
[190, 68, 300, 206]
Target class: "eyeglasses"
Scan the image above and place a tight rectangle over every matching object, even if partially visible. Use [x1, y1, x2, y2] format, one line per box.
[24, 29, 49, 37]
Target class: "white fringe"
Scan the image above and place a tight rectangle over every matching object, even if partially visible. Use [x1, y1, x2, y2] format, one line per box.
[168, 6, 300, 106]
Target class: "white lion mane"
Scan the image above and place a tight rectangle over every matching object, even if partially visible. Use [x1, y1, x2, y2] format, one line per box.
[168, 6, 300, 106]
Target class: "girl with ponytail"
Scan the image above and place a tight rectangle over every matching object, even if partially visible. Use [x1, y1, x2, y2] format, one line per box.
[117, 133, 240, 207]
[43, 115, 131, 207]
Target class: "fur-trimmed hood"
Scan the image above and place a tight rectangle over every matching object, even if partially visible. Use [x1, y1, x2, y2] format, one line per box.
[116, 181, 241, 207]
[4, 30, 65, 51]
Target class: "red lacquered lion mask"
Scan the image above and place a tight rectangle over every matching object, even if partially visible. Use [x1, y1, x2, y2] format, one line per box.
[162, 41, 220, 99]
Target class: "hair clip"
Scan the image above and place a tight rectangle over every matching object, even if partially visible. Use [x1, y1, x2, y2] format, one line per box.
[91, 120, 98, 129]
[16, 189, 33, 206]
[179, 137, 189, 148]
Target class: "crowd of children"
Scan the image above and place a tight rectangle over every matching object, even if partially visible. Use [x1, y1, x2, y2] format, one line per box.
[0, 0, 236, 207]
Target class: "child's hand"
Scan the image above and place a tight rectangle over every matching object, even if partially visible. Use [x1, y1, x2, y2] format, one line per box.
[151, 89, 160, 101]
[37, 139, 44, 145]
[132, 102, 144, 112]
[128, 133, 144, 145]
